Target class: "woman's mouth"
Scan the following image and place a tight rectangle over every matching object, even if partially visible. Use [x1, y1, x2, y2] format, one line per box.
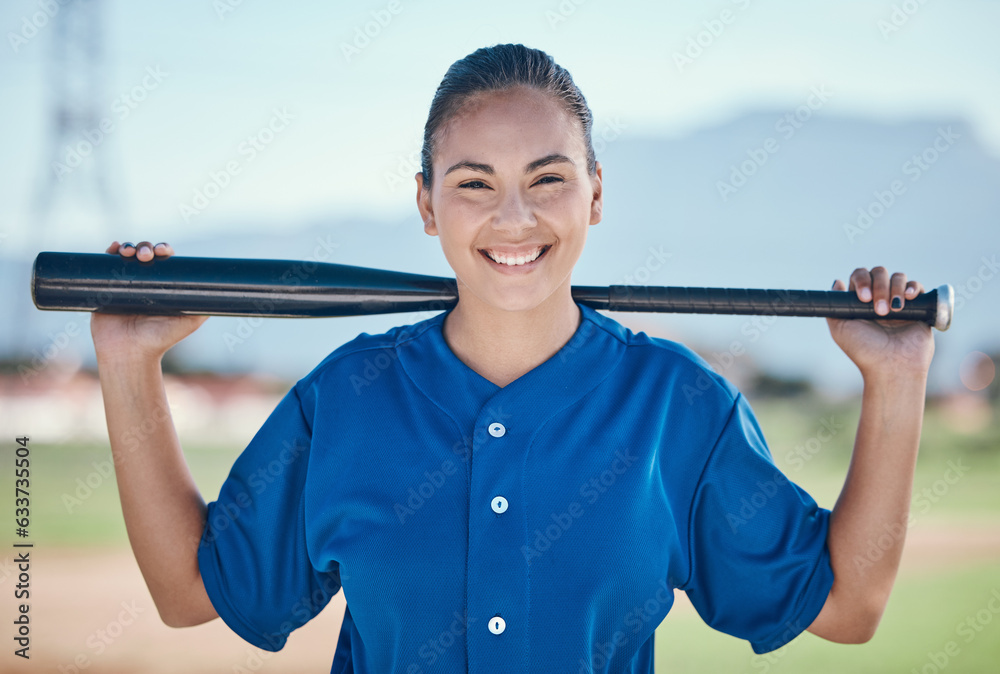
[479, 245, 551, 268]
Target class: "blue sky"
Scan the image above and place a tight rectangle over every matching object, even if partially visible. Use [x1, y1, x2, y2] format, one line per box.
[1, 0, 998, 250]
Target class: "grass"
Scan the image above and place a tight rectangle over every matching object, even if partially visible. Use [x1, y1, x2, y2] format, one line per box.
[656, 561, 1000, 673]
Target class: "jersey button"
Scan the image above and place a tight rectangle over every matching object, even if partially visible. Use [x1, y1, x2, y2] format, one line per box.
[489, 615, 506, 635]
[488, 422, 506, 438]
[491, 496, 508, 514]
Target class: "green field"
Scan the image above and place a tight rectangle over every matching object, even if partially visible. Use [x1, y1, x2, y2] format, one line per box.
[657, 561, 1000, 673]
[5, 394, 999, 672]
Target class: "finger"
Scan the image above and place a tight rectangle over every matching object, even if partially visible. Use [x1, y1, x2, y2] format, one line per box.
[119, 242, 136, 258]
[152, 242, 174, 258]
[831, 279, 847, 291]
[849, 268, 872, 302]
[905, 281, 924, 298]
[870, 266, 890, 316]
[135, 240, 155, 262]
[106, 241, 120, 254]
[890, 272, 907, 312]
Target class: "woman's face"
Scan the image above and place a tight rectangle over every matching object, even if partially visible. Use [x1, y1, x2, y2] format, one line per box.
[417, 86, 603, 313]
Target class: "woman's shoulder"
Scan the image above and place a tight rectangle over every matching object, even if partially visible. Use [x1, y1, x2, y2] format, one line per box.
[584, 305, 739, 402]
[293, 312, 443, 390]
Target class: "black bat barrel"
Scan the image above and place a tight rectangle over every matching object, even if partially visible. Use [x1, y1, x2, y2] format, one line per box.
[32, 252, 460, 318]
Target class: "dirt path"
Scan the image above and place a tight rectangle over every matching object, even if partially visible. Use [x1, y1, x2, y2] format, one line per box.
[3, 523, 998, 673]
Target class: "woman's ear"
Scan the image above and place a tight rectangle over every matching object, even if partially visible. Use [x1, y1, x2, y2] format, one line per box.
[416, 172, 438, 236]
[589, 162, 604, 226]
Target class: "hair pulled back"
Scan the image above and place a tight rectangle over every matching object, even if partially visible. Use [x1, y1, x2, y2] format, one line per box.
[420, 43, 596, 187]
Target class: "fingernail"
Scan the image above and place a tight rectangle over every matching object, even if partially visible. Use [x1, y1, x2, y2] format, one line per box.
[831, 280, 837, 289]
[139, 245, 151, 255]
[891, 297, 901, 310]
[860, 287, 872, 302]
[876, 300, 888, 314]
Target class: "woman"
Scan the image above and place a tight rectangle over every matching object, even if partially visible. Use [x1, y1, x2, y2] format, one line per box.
[92, 44, 934, 672]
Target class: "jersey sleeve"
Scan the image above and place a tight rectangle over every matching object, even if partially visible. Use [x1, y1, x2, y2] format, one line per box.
[681, 392, 834, 654]
[197, 383, 342, 651]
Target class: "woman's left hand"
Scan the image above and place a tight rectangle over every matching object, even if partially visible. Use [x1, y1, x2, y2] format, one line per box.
[826, 266, 935, 380]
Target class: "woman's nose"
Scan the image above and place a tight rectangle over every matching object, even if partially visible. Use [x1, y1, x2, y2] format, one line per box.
[491, 189, 537, 236]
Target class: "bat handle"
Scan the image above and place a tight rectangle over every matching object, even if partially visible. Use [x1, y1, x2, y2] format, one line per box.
[596, 284, 955, 331]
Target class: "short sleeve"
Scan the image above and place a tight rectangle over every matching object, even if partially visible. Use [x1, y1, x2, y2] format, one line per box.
[197, 384, 342, 652]
[682, 393, 834, 654]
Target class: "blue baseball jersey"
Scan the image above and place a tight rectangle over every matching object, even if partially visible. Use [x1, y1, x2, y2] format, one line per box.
[197, 302, 835, 673]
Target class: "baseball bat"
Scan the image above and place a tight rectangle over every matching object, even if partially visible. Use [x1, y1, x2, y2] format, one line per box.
[31, 252, 954, 331]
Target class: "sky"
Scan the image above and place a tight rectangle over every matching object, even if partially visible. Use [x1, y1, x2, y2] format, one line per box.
[0, 0, 998, 392]
[1, 0, 998, 247]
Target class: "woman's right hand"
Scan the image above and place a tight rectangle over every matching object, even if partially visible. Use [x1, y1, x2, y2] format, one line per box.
[91, 241, 209, 362]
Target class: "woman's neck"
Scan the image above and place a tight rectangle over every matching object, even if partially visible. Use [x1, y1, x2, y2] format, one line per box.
[442, 285, 581, 388]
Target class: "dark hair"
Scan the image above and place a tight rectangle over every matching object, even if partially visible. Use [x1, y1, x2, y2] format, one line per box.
[420, 43, 597, 187]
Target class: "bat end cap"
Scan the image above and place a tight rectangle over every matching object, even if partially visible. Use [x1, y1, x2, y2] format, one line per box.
[933, 284, 954, 331]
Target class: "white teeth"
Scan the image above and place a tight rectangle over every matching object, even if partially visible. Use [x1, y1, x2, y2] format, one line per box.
[485, 246, 545, 266]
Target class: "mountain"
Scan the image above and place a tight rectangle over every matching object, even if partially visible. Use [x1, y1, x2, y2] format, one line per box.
[3, 112, 998, 394]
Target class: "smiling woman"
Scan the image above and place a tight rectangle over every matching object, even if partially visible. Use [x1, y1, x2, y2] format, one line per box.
[90, 43, 936, 674]
[417, 81, 604, 387]
[413, 46, 605, 389]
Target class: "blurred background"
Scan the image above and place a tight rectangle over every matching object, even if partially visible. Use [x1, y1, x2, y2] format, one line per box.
[0, 1, 998, 672]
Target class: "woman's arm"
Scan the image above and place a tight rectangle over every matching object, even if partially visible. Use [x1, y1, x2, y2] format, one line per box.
[92, 241, 218, 628]
[807, 266, 935, 643]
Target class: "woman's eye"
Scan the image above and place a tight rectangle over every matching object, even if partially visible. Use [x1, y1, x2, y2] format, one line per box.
[459, 180, 490, 189]
[534, 175, 564, 186]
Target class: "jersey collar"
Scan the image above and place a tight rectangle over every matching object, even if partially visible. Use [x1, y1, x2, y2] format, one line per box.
[395, 302, 629, 431]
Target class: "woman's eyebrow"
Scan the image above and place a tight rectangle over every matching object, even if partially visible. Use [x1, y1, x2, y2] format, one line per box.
[525, 153, 574, 173]
[444, 154, 575, 178]
[444, 160, 494, 177]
